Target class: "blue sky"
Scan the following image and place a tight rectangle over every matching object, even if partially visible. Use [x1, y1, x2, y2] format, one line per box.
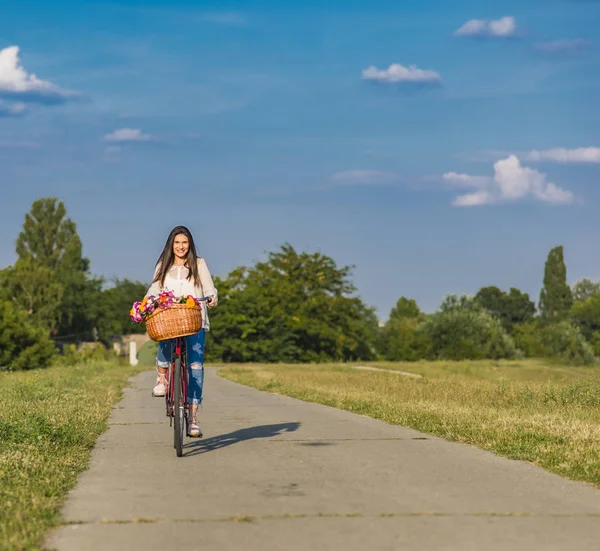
[1, 0, 599, 319]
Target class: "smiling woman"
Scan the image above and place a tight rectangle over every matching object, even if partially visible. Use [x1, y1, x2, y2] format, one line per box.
[143, 225, 218, 438]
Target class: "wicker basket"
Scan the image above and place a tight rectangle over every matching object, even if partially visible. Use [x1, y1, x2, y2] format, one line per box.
[145, 304, 202, 342]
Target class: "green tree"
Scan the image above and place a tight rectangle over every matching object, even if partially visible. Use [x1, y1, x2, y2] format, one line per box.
[378, 297, 431, 361]
[0, 300, 56, 370]
[208, 244, 378, 363]
[16, 197, 86, 272]
[572, 278, 600, 302]
[422, 295, 521, 360]
[389, 297, 421, 320]
[0, 259, 64, 334]
[539, 245, 573, 320]
[95, 278, 149, 343]
[539, 321, 596, 366]
[13, 197, 102, 340]
[570, 295, 600, 340]
[475, 286, 535, 331]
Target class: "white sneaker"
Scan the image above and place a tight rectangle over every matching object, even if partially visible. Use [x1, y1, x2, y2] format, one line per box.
[188, 423, 202, 438]
[152, 382, 166, 397]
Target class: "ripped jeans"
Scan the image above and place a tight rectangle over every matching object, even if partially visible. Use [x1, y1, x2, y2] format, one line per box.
[156, 329, 206, 405]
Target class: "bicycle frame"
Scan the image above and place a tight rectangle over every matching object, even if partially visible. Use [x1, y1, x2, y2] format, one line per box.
[163, 295, 210, 456]
[165, 337, 187, 420]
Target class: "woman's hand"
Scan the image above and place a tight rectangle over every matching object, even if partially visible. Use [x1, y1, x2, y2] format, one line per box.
[207, 295, 218, 308]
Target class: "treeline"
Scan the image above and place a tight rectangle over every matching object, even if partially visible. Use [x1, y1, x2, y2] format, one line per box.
[0, 198, 147, 370]
[208, 243, 599, 366]
[1, 198, 599, 370]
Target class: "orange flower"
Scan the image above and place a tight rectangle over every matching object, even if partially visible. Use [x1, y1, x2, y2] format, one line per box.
[186, 297, 195, 308]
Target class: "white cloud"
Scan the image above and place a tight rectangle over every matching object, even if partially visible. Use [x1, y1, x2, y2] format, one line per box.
[103, 128, 154, 142]
[0, 46, 76, 104]
[526, 147, 600, 164]
[453, 16, 517, 38]
[442, 172, 491, 187]
[331, 170, 398, 185]
[535, 39, 593, 53]
[448, 155, 573, 206]
[361, 64, 442, 84]
[453, 191, 493, 207]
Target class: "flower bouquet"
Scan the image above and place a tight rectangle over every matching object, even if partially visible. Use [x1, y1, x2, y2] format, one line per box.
[130, 291, 203, 342]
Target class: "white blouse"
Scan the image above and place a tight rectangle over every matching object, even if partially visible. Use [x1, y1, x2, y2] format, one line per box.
[145, 258, 218, 331]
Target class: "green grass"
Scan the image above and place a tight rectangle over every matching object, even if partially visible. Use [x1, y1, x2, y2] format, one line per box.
[0, 360, 145, 551]
[137, 340, 158, 367]
[218, 360, 600, 487]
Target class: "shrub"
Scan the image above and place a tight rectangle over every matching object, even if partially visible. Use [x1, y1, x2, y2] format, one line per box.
[591, 333, 600, 357]
[511, 322, 550, 358]
[421, 297, 521, 360]
[52, 343, 124, 367]
[539, 321, 597, 366]
[0, 301, 56, 371]
[378, 317, 432, 361]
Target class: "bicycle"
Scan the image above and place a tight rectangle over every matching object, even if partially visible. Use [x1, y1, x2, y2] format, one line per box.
[163, 296, 210, 457]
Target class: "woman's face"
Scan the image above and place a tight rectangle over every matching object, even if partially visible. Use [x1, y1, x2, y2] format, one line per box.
[173, 234, 190, 260]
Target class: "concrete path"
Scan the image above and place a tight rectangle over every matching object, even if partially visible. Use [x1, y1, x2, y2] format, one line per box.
[46, 368, 600, 551]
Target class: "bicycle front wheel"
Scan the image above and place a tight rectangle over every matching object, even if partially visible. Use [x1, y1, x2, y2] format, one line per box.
[173, 356, 185, 457]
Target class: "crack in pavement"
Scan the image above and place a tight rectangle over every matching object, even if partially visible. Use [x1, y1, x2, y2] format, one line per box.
[61, 511, 600, 527]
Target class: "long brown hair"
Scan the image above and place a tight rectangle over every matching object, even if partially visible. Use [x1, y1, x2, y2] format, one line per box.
[153, 226, 200, 288]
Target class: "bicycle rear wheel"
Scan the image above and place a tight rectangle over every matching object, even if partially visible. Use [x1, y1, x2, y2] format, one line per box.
[173, 356, 185, 457]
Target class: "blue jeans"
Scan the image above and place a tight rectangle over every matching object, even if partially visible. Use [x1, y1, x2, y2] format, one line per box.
[156, 329, 206, 405]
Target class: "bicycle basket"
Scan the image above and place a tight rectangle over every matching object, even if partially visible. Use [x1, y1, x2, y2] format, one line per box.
[145, 304, 202, 341]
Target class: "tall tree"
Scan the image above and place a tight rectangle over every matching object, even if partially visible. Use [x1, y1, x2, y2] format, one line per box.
[16, 197, 88, 273]
[13, 197, 101, 340]
[539, 246, 573, 320]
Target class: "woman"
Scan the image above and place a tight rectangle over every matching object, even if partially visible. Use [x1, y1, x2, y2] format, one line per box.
[145, 225, 218, 438]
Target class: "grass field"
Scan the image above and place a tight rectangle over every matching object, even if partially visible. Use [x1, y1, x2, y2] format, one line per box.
[218, 360, 600, 487]
[0, 360, 144, 551]
[137, 340, 158, 368]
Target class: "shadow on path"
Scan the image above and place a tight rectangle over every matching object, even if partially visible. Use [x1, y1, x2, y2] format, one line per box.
[183, 422, 301, 457]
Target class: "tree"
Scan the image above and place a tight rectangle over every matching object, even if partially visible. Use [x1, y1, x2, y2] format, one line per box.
[0, 300, 56, 370]
[538, 321, 596, 366]
[378, 297, 430, 361]
[95, 278, 149, 343]
[16, 197, 88, 272]
[422, 295, 521, 360]
[475, 286, 535, 332]
[572, 278, 600, 302]
[570, 295, 600, 340]
[539, 245, 573, 320]
[208, 244, 378, 363]
[388, 297, 421, 321]
[13, 197, 102, 340]
[0, 259, 64, 335]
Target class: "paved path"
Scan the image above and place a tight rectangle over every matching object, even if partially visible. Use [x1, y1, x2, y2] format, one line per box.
[46, 368, 600, 550]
